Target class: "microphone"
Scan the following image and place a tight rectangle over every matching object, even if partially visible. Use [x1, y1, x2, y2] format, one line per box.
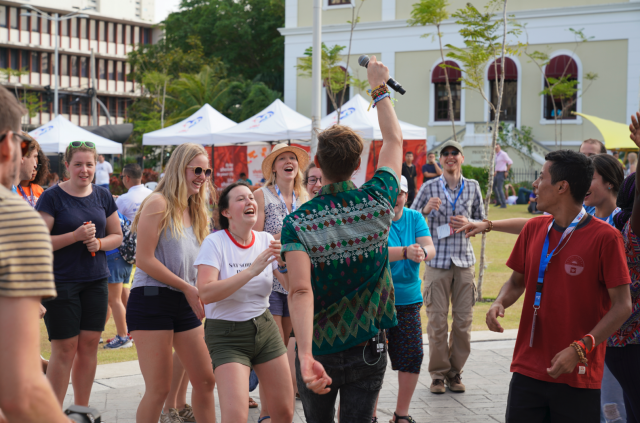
[358, 55, 406, 95]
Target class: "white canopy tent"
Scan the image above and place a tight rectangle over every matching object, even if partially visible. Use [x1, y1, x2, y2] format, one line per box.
[142, 104, 237, 146]
[29, 115, 123, 154]
[212, 99, 311, 143]
[290, 94, 427, 140]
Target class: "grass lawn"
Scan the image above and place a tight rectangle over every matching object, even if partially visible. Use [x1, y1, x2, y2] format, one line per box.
[40, 205, 531, 365]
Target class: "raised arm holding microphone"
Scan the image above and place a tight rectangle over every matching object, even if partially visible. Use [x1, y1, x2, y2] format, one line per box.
[281, 56, 403, 423]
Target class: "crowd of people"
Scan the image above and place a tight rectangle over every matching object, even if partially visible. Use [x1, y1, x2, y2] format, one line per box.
[0, 56, 639, 423]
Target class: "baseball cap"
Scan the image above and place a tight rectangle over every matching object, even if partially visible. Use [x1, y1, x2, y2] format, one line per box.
[400, 176, 409, 193]
[439, 140, 464, 155]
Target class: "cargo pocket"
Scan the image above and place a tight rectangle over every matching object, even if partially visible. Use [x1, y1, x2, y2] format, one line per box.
[471, 283, 477, 307]
[423, 278, 433, 307]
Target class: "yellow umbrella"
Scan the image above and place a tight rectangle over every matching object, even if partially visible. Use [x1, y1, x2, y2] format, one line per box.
[574, 112, 636, 150]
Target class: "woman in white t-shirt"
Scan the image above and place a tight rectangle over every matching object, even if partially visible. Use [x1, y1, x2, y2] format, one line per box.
[195, 182, 294, 423]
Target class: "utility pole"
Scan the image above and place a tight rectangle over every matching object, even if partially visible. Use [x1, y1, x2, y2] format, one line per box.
[21, 5, 88, 118]
[310, 0, 322, 156]
[90, 49, 97, 125]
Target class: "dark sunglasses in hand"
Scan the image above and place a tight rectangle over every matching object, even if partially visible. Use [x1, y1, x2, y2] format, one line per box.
[0, 132, 32, 156]
[186, 166, 212, 178]
[440, 150, 460, 157]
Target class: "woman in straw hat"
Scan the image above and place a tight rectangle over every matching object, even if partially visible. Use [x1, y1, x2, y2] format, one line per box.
[253, 143, 308, 419]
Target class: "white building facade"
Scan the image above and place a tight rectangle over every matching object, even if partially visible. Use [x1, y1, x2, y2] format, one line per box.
[280, 0, 640, 170]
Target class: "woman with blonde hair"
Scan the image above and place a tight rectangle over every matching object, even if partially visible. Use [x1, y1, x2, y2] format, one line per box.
[126, 143, 217, 423]
[36, 141, 123, 406]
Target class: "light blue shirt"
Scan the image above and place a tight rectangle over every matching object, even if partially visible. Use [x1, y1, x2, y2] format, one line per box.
[389, 208, 431, 305]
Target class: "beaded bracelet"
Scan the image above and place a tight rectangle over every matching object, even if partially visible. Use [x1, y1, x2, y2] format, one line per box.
[372, 93, 390, 108]
[571, 341, 588, 366]
[482, 219, 494, 233]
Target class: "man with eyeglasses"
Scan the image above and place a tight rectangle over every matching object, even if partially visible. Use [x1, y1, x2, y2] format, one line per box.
[0, 86, 71, 422]
[410, 140, 485, 394]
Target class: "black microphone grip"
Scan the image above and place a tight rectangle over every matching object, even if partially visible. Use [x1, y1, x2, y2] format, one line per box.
[358, 55, 406, 95]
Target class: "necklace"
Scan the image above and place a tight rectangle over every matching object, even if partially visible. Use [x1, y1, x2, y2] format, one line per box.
[228, 229, 251, 245]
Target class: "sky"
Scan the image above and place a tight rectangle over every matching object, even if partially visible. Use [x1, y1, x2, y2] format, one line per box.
[154, 0, 182, 23]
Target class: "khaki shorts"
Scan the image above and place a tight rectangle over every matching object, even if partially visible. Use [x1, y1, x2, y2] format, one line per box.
[205, 309, 287, 370]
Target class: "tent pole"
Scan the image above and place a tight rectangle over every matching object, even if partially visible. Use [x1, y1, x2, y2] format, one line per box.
[210, 145, 215, 186]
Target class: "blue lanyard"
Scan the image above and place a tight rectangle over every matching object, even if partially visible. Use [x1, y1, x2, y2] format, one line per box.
[439, 176, 464, 214]
[529, 207, 586, 348]
[535, 207, 586, 308]
[17, 184, 35, 208]
[274, 184, 296, 214]
[603, 208, 621, 226]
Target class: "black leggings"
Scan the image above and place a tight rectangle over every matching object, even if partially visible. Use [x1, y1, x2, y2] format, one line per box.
[605, 345, 640, 423]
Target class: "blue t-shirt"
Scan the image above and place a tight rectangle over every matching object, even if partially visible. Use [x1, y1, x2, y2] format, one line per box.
[422, 163, 443, 182]
[36, 184, 118, 283]
[587, 206, 620, 227]
[389, 208, 431, 305]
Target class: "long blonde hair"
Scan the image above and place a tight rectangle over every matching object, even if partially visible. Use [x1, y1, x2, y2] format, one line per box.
[132, 143, 215, 244]
[265, 157, 308, 203]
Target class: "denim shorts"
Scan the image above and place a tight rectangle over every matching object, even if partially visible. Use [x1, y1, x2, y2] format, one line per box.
[126, 286, 202, 333]
[107, 252, 133, 284]
[268, 291, 290, 317]
[205, 309, 286, 370]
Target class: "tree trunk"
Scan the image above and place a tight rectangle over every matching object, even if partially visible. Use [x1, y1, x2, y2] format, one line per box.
[477, 0, 509, 301]
[437, 24, 457, 142]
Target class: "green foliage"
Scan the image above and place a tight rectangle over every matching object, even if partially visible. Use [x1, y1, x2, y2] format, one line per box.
[296, 43, 366, 114]
[498, 124, 534, 156]
[462, 165, 489, 196]
[408, 0, 449, 34]
[163, 0, 285, 92]
[21, 90, 46, 120]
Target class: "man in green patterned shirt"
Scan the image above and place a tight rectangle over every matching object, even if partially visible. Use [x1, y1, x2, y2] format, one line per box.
[282, 57, 403, 423]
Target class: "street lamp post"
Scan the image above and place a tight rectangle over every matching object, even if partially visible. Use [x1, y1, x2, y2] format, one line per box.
[20, 5, 88, 117]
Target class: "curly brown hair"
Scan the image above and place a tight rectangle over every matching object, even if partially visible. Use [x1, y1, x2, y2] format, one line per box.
[316, 125, 364, 182]
[33, 147, 50, 186]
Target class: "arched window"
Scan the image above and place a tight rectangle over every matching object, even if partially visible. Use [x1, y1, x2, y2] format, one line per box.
[325, 66, 350, 115]
[544, 55, 578, 120]
[488, 57, 517, 122]
[431, 60, 461, 122]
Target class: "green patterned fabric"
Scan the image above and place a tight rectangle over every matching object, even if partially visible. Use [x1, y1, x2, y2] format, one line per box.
[281, 167, 400, 355]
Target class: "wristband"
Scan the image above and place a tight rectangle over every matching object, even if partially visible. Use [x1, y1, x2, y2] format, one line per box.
[584, 334, 596, 353]
[98, 238, 102, 251]
[482, 219, 494, 233]
[421, 247, 428, 261]
[402, 247, 407, 259]
[576, 340, 587, 354]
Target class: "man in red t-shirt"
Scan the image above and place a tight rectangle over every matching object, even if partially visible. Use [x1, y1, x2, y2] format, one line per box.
[487, 150, 632, 422]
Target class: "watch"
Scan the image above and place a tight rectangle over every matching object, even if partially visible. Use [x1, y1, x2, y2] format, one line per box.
[421, 246, 428, 260]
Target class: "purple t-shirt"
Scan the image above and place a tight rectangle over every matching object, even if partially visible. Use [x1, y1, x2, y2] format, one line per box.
[36, 184, 118, 283]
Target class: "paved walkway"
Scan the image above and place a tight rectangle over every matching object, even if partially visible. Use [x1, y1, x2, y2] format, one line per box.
[63, 331, 518, 423]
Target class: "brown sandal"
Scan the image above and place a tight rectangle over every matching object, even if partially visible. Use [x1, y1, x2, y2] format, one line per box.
[249, 397, 259, 408]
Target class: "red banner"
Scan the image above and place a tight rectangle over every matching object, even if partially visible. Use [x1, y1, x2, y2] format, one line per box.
[365, 140, 427, 184]
[206, 146, 248, 189]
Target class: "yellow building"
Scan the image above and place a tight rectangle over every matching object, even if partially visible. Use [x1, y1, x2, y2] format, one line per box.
[279, 0, 640, 172]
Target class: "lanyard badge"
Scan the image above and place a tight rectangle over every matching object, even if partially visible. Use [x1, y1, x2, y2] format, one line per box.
[436, 176, 464, 239]
[529, 207, 586, 347]
[17, 184, 36, 208]
[274, 184, 296, 214]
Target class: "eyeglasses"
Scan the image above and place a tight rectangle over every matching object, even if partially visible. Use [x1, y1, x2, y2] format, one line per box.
[1, 132, 32, 156]
[35, 164, 42, 171]
[186, 166, 212, 178]
[68, 141, 96, 149]
[441, 150, 460, 157]
[306, 176, 322, 185]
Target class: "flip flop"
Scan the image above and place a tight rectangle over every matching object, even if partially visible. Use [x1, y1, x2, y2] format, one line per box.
[258, 416, 271, 423]
[249, 397, 259, 408]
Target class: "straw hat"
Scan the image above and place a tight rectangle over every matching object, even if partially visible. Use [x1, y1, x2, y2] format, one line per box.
[262, 143, 310, 180]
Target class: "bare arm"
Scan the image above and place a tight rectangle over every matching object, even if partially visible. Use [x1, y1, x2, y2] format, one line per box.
[457, 218, 531, 238]
[546, 284, 632, 379]
[196, 243, 280, 304]
[287, 250, 332, 394]
[369, 56, 403, 180]
[0, 297, 72, 422]
[83, 211, 123, 253]
[389, 235, 435, 263]
[486, 270, 526, 333]
[417, 235, 436, 263]
[253, 189, 266, 232]
[629, 112, 640, 235]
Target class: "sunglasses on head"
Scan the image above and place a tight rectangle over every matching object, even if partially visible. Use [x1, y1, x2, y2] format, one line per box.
[69, 141, 96, 149]
[1, 132, 32, 156]
[441, 150, 460, 157]
[186, 166, 212, 178]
